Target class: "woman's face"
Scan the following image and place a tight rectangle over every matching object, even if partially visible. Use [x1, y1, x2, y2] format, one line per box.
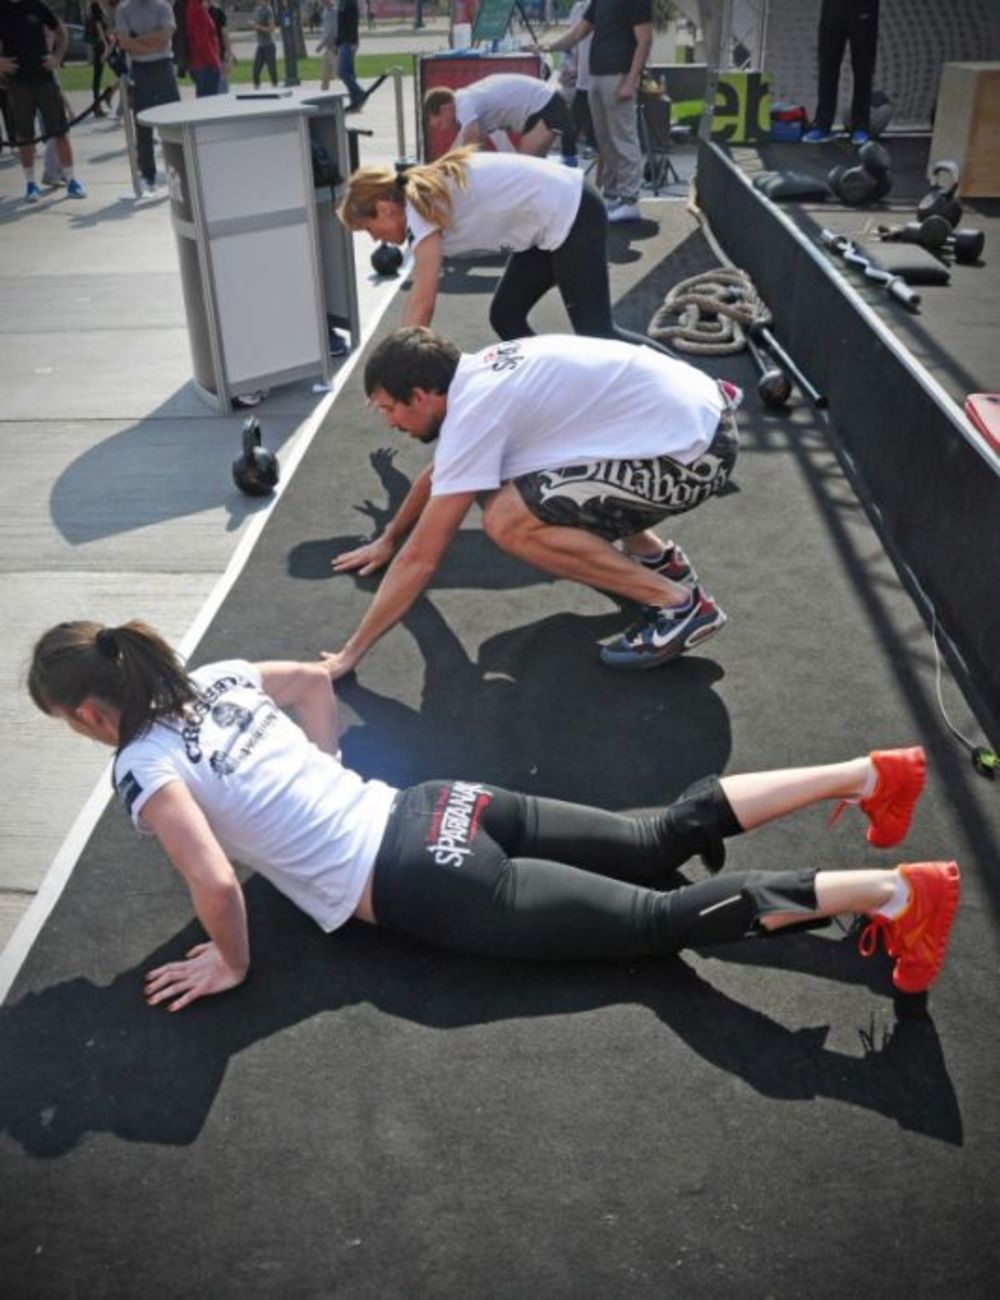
[361, 199, 407, 245]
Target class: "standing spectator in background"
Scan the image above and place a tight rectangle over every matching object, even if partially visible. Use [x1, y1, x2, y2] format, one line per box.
[0, 0, 87, 200]
[252, 0, 278, 89]
[85, 0, 110, 115]
[803, 0, 880, 144]
[316, 0, 337, 91]
[542, 0, 651, 223]
[208, 0, 234, 91]
[558, 0, 596, 157]
[185, 0, 222, 96]
[336, 0, 363, 111]
[116, 0, 180, 193]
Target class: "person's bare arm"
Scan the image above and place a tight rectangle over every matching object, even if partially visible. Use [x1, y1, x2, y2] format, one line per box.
[321, 491, 476, 679]
[332, 462, 434, 576]
[258, 660, 340, 755]
[117, 26, 174, 56]
[140, 783, 250, 1012]
[399, 232, 443, 328]
[42, 21, 69, 70]
[619, 22, 652, 99]
[539, 18, 592, 54]
[458, 119, 484, 147]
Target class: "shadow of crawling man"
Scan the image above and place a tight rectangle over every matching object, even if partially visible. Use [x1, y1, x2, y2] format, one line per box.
[0, 877, 961, 1158]
[336, 593, 731, 809]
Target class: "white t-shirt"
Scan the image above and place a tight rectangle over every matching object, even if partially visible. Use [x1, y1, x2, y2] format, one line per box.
[406, 152, 583, 257]
[112, 660, 397, 932]
[430, 335, 725, 496]
[455, 74, 555, 136]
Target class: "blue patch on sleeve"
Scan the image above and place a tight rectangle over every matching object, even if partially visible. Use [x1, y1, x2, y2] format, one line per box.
[117, 770, 143, 817]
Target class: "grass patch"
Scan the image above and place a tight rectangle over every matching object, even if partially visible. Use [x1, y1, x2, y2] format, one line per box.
[59, 52, 415, 95]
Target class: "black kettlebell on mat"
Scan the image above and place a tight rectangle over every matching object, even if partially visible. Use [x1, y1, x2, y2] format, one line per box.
[371, 242, 403, 277]
[232, 417, 279, 497]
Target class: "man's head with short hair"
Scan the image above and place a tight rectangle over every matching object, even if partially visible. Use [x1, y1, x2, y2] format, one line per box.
[423, 86, 458, 134]
[364, 328, 461, 444]
[364, 326, 460, 403]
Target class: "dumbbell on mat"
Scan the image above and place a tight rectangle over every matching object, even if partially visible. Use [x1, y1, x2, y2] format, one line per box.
[878, 219, 984, 264]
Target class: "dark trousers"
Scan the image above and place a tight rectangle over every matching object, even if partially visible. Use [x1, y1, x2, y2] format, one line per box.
[490, 182, 672, 354]
[130, 60, 180, 183]
[253, 44, 278, 88]
[371, 780, 819, 962]
[814, 0, 880, 133]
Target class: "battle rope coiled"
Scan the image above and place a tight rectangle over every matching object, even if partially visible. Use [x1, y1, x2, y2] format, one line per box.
[647, 268, 771, 354]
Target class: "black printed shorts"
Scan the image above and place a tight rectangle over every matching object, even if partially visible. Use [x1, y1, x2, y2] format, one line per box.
[513, 414, 738, 542]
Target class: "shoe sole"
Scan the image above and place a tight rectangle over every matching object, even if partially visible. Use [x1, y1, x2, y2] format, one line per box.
[893, 862, 961, 993]
[600, 609, 727, 671]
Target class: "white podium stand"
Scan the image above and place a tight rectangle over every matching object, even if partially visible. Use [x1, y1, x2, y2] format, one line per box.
[140, 93, 359, 411]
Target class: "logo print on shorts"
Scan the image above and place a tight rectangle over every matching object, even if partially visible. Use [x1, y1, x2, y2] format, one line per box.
[426, 782, 492, 867]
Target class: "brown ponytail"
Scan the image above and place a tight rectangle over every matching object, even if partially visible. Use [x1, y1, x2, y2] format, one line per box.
[28, 620, 200, 749]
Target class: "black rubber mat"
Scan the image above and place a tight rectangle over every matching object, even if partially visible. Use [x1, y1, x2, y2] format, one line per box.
[3, 206, 999, 1299]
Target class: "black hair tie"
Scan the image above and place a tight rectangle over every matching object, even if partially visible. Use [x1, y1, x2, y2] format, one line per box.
[394, 162, 411, 191]
[96, 628, 120, 661]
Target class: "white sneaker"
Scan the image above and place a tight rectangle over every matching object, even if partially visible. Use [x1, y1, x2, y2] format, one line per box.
[141, 178, 158, 196]
[607, 202, 641, 223]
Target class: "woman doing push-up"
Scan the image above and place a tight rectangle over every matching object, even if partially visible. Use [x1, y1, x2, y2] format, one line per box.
[28, 620, 959, 1013]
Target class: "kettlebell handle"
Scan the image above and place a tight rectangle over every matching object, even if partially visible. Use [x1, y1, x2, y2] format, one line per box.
[242, 417, 262, 462]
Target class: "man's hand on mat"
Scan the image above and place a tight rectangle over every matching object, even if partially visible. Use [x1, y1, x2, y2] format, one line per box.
[144, 942, 246, 1012]
[319, 648, 360, 681]
[331, 534, 395, 576]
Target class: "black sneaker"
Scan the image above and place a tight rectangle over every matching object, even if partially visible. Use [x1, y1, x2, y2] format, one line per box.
[599, 587, 727, 670]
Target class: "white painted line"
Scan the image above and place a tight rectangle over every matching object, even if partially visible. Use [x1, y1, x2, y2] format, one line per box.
[0, 272, 407, 1006]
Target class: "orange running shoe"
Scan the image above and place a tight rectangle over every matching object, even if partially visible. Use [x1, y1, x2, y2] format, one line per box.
[858, 861, 960, 993]
[830, 746, 927, 846]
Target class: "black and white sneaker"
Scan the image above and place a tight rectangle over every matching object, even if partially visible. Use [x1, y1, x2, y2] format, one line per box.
[600, 587, 727, 670]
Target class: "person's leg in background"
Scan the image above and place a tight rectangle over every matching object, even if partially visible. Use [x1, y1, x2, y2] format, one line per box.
[846, 0, 880, 139]
[338, 43, 363, 107]
[587, 75, 620, 205]
[809, 0, 848, 136]
[599, 86, 643, 219]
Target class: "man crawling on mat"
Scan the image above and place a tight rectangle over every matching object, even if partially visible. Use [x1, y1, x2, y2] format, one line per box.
[29, 619, 958, 1012]
[328, 326, 740, 674]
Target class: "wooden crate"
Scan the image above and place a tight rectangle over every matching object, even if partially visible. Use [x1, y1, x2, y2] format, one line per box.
[929, 62, 1000, 197]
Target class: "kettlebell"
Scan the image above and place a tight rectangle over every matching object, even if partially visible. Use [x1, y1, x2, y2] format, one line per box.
[371, 242, 403, 277]
[917, 160, 962, 227]
[232, 417, 279, 497]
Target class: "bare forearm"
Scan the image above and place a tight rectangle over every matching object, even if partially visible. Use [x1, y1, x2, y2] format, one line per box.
[192, 879, 250, 976]
[342, 546, 438, 662]
[384, 464, 433, 544]
[624, 27, 652, 90]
